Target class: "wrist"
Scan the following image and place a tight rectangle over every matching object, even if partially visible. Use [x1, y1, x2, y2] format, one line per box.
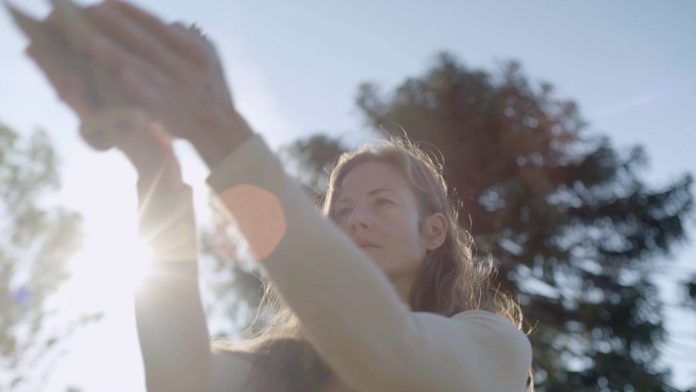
[135, 154, 184, 193]
[136, 182, 197, 262]
[187, 113, 254, 169]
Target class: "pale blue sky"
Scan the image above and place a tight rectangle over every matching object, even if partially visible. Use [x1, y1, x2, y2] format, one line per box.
[2, 0, 695, 390]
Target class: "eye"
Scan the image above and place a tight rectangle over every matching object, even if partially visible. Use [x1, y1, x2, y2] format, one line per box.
[375, 198, 393, 206]
[334, 207, 352, 219]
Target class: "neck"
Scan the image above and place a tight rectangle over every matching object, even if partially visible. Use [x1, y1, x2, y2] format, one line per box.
[390, 273, 415, 304]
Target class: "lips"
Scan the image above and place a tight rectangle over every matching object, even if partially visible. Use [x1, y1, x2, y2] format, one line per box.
[355, 238, 380, 249]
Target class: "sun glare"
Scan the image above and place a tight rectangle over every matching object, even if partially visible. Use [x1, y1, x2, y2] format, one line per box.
[69, 231, 154, 307]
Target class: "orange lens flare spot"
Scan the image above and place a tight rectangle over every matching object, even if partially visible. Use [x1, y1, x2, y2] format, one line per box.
[218, 184, 286, 261]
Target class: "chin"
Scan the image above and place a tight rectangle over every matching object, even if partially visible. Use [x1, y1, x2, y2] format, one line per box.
[373, 259, 400, 277]
[362, 249, 405, 277]
[365, 253, 390, 273]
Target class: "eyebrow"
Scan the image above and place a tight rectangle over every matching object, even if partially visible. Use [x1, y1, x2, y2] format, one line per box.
[335, 188, 396, 204]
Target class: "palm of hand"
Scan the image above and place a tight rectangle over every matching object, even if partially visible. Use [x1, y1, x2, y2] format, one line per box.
[114, 22, 238, 142]
[11, 0, 246, 170]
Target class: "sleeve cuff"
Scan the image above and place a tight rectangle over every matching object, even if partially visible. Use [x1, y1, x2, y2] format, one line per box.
[205, 133, 281, 193]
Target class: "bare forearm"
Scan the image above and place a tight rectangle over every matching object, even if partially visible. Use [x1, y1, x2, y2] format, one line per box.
[134, 181, 212, 391]
[135, 264, 212, 392]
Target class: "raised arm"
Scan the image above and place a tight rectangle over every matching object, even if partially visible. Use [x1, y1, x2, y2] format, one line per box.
[205, 134, 532, 391]
[131, 147, 213, 392]
[17, 1, 531, 389]
[9, 4, 252, 389]
[132, 143, 256, 392]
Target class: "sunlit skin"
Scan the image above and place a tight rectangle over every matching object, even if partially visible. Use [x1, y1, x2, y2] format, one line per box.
[332, 161, 448, 302]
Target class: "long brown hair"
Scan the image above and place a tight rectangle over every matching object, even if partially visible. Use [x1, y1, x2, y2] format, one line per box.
[219, 135, 531, 391]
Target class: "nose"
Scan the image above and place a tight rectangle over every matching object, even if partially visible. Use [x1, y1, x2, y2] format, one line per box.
[347, 206, 373, 232]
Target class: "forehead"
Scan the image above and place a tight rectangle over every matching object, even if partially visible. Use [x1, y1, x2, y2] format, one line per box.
[336, 161, 411, 199]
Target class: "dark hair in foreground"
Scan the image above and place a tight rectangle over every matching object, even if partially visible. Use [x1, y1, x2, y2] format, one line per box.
[216, 135, 533, 391]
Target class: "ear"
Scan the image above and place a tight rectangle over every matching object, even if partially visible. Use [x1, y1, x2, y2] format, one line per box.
[422, 212, 448, 251]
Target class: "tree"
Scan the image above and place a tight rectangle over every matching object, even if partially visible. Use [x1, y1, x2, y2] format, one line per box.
[199, 203, 264, 339]
[0, 123, 88, 391]
[282, 53, 693, 391]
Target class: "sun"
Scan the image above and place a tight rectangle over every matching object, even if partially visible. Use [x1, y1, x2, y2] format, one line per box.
[68, 230, 155, 308]
[57, 146, 209, 313]
[53, 150, 164, 309]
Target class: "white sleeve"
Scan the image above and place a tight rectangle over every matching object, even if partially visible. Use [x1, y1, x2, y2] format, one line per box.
[206, 134, 532, 391]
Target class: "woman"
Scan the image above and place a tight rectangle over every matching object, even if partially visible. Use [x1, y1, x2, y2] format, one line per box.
[20, 1, 533, 390]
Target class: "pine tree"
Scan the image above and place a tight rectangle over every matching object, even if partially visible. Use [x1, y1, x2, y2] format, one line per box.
[282, 53, 693, 391]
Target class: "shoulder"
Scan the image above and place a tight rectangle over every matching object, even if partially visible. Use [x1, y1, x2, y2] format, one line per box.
[452, 310, 531, 352]
[410, 309, 532, 366]
[405, 310, 532, 390]
[451, 310, 532, 379]
[414, 309, 530, 347]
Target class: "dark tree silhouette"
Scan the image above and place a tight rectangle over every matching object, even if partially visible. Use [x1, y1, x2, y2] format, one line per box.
[281, 53, 693, 391]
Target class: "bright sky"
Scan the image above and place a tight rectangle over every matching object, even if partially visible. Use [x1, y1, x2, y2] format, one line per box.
[1, 0, 695, 390]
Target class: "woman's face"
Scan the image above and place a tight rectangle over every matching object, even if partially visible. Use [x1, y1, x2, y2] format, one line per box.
[332, 161, 440, 279]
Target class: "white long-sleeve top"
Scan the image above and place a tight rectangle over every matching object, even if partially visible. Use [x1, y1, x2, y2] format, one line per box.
[134, 133, 532, 392]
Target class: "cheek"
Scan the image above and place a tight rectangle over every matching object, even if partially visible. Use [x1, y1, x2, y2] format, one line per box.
[383, 210, 423, 246]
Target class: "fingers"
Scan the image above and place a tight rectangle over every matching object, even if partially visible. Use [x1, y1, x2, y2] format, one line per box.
[17, 0, 232, 146]
[48, 0, 95, 52]
[85, 4, 191, 78]
[119, 67, 170, 119]
[91, 1, 212, 66]
[25, 43, 91, 118]
[166, 22, 218, 66]
[81, 29, 172, 99]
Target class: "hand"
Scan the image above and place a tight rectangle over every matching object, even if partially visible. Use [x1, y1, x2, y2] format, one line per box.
[7, 1, 142, 150]
[119, 122, 183, 191]
[78, 1, 253, 167]
[21, 8, 181, 187]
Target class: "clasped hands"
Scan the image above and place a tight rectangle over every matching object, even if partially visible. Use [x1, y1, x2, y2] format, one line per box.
[7, 0, 253, 184]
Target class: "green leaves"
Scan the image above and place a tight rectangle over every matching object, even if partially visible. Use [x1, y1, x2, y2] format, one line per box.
[0, 122, 88, 392]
